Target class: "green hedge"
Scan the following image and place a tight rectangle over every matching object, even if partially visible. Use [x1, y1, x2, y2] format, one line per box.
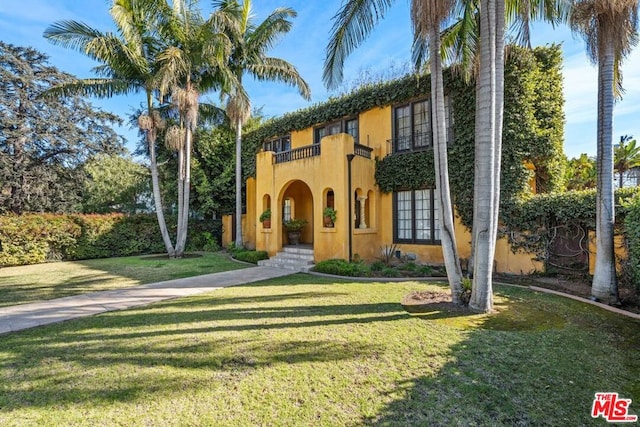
[312, 259, 372, 277]
[0, 214, 221, 267]
[232, 250, 269, 264]
[623, 195, 640, 292]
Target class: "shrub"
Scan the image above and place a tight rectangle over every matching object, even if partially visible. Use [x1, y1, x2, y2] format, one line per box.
[0, 213, 221, 267]
[417, 265, 433, 276]
[313, 259, 371, 277]
[381, 267, 401, 278]
[370, 260, 386, 272]
[622, 195, 640, 295]
[233, 250, 269, 264]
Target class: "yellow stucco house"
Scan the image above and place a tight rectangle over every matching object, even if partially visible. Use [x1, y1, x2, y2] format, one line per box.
[223, 46, 567, 274]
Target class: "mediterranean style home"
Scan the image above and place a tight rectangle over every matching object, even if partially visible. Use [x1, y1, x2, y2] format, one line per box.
[223, 46, 566, 274]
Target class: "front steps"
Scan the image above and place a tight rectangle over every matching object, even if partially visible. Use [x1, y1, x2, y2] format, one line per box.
[258, 246, 314, 272]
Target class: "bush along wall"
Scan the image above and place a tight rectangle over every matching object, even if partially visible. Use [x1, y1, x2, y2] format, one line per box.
[0, 213, 221, 267]
[621, 194, 640, 293]
[503, 187, 640, 270]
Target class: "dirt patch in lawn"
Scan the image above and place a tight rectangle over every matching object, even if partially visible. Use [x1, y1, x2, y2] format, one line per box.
[401, 290, 471, 315]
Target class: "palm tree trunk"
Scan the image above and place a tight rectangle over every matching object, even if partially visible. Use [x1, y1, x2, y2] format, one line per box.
[592, 37, 618, 304]
[470, 0, 504, 313]
[176, 128, 192, 256]
[235, 116, 244, 247]
[176, 144, 185, 257]
[147, 94, 175, 258]
[619, 170, 624, 189]
[429, 25, 463, 304]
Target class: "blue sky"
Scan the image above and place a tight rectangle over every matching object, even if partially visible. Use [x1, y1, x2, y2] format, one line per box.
[1, 0, 639, 159]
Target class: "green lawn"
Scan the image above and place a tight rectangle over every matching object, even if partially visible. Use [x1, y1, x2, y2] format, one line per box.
[0, 252, 247, 307]
[1, 275, 638, 425]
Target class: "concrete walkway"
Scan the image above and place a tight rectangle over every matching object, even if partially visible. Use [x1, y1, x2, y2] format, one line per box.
[0, 266, 293, 335]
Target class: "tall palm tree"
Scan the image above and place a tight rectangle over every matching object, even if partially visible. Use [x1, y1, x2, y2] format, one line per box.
[215, 0, 311, 248]
[44, 0, 177, 257]
[614, 135, 640, 188]
[413, 0, 465, 303]
[154, 0, 235, 257]
[570, 0, 638, 304]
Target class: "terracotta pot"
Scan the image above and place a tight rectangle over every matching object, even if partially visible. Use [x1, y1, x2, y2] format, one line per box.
[287, 231, 301, 245]
[323, 216, 334, 228]
[263, 219, 271, 229]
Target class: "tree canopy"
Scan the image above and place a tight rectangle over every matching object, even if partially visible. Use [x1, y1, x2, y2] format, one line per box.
[0, 42, 124, 214]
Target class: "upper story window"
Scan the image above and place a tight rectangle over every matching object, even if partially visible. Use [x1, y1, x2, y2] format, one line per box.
[263, 135, 291, 153]
[314, 117, 359, 144]
[392, 96, 453, 153]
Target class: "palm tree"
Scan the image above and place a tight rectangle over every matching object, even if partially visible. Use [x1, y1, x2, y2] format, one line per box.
[412, 0, 465, 303]
[570, 0, 638, 304]
[154, 0, 235, 257]
[566, 153, 597, 190]
[215, 0, 310, 248]
[614, 135, 640, 188]
[467, 0, 505, 313]
[44, 0, 177, 257]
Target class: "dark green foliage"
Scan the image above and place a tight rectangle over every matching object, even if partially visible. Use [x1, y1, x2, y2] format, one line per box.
[0, 42, 124, 214]
[81, 154, 150, 214]
[0, 214, 221, 267]
[232, 250, 269, 264]
[503, 187, 640, 263]
[622, 195, 640, 293]
[375, 151, 435, 192]
[312, 259, 372, 277]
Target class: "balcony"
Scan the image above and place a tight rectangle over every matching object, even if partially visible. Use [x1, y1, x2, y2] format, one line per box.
[272, 143, 373, 164]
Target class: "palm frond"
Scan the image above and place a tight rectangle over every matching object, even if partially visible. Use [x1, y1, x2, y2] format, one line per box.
[247, 7, 295, 54]
[324, 0, 394, 90]
[248, 57, 311, 100]
[40, 78, 139, 99]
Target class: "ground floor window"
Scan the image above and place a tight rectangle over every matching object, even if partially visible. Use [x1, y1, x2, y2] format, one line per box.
[393, 188, 440, 244]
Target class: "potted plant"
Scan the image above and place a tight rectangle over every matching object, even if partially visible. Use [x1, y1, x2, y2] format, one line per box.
[260, 209, 271, 228]
[283, 218, 308, 245]
[323, 207, 337, 227]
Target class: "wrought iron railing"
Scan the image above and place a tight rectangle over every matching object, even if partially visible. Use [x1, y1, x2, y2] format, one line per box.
[273, 144, 321, 164]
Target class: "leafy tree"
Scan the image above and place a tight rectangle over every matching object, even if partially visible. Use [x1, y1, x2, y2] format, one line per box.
[614, 134, 640, 188]
[216, 0, 310, 248]
[81, 154, 150, 214]
[0, 42, 123, 214]
[570, 0, 638, 304]
[565, 153, 597, 190]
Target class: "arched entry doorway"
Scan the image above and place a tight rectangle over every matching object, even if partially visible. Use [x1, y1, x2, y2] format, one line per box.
[279, 180, 314, 247]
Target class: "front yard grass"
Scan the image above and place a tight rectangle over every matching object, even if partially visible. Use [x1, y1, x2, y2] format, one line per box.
[1, 275, 638, 426]
[0, 252, 247, 307]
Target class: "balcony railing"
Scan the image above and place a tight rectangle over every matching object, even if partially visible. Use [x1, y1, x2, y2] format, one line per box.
[273, 144, 320, 164]
[354, 143, 374, 159]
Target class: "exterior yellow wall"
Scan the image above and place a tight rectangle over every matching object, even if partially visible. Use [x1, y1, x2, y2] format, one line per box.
[358, 106, 392, 157]
[291, 128, 313, 149]
[588, 231, 627, 274]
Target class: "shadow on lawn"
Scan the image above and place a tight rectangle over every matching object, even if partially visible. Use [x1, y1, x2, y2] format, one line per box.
[0, 287, 415, 410]
[360, 294, 640, 426]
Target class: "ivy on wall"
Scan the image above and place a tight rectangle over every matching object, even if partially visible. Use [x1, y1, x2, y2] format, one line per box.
[503, 187, 640, 264]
